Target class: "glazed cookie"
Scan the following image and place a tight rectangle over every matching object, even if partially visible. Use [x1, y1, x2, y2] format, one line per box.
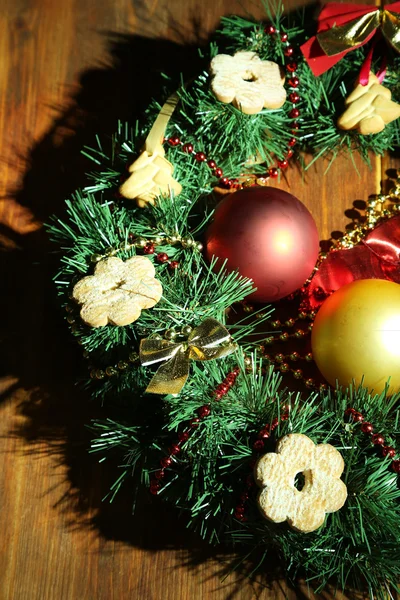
[254, 433, 347, 533]
[120, 143, 182, 207]
[73, 256, 163, 327]
[338, 72, 400, 135]
[210, 51, 286, 114]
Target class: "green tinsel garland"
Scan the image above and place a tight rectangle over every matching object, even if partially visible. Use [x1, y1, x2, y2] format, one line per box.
[47, 3, 400, 598]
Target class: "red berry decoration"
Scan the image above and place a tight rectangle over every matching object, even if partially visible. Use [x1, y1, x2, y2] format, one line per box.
[289, 92, 300, 103]
[178, 431, 190, 442]
[169, 260, 179, 270]
[284, 46, 294, 57]
[392, 460, 400, 473]
[150, 483, 160, 495]
[361, 422, 374, 434]
[143, 244, 155, 254]
[286, 62, 298, 72]
[288, 77, 300, 87]
[382, 446, 396, 458]
[169, 444, 181, 455]
[195, 152, 206, 162]
[269, 168, 279, 178]
[168, 136, 181, 147]
[157, 252, 169, 263]
[277, 159, 288, 169]
[207, 159, 216, 169]
[214, 167, 223, 177]
[253, 439, 265, 452]
[198, 405, 211, 418]
[183, 143, 194, 153]
[258, 428, 270, 439]
[265, 24, 276, 34]
[154, 470, 165, 480]
[289, 108, 300, 119]
[372, 434, 385, 446]
[281, 33, 288, 42]
[161, 456, 172, 468]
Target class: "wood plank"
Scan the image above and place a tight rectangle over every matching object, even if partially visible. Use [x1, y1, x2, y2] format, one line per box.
[0, 0, 391, 599]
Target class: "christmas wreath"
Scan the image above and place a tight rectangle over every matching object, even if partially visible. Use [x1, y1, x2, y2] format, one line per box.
[48, 2, 400, 598]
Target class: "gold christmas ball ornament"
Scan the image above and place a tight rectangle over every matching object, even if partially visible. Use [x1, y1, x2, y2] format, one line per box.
[311, 279, 400, 395]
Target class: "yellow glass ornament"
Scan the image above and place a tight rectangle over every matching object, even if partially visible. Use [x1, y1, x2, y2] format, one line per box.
[311, 279, 400, 394]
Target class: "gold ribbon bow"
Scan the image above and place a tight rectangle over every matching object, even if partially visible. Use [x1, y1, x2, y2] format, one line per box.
[317, 8, 400, 56]
[140, 318, 237, 395]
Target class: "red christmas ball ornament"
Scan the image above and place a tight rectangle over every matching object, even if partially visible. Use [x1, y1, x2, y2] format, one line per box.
[205, 187, 319, 302]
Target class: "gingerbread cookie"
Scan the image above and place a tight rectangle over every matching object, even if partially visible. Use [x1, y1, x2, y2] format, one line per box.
[120, 143, 182, 208]
[210, 51, 286, 115]
[254, 433, 347, 533]
[72, 256, 163, 327]
[338, 72, 400, 135]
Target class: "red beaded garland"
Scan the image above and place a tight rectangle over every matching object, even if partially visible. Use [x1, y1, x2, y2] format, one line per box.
[269, 168, 278, 178]
[183, 143, 194, 154]
[253, 439, 265, 452]
[161, 28, 302, 190]
[361, 422, 374, 434]
[382, 446, 396, 458]
[198, 405, 211, 418]
[169, 260, 179, 270]
[288, 76, 299, 87]
[143, 243, 155, 254]
[168, 136, 181, 147]
[149, 368, 240, 494]
[392, 460, 400, 473]
[372, 433, 385, 446]
[157, 252, 169, 263]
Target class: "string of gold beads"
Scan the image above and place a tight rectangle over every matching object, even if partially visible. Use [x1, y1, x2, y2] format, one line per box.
[90, 233, 203, 264]
[88, 351, 140, 379]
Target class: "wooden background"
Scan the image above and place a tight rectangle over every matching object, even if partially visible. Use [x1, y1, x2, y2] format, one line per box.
[0, 0, 396, 598]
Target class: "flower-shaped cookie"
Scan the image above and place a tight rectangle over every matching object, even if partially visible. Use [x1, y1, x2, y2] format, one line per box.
[72, 256, 163, 327]
[254, 433, 347, 533]
[210, 51, 286, 115]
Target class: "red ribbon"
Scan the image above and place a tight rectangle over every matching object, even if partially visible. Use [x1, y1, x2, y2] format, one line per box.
[303, 216, 400, 310]
[301, 2, 400, 77]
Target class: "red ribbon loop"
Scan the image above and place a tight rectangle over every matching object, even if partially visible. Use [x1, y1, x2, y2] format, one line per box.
[301, 2, 400, 77]
[303, 216, 400, 310]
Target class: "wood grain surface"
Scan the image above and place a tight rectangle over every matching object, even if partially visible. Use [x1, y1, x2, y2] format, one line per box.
[0, 0, 396, 599]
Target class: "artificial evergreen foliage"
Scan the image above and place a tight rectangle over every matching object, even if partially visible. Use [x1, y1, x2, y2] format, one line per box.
[47, 3, 400, 597]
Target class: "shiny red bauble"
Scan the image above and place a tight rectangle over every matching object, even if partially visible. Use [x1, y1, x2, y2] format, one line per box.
[205, 187, 319, 302]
